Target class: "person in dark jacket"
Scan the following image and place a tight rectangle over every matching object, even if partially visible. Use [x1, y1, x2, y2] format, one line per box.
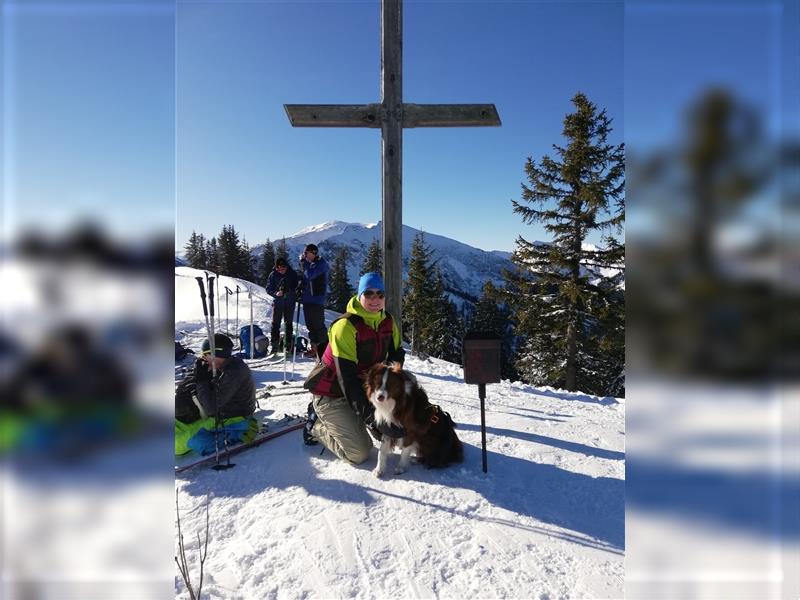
[174, 333, 257, 455]
[301, 272, 405, 464]
[265, 257, 299, 354]
[193, 333, 256, 420]
[296, 244, 330, 359]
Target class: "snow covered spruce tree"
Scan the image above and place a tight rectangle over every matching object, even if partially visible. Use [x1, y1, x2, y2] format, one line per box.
[360, 237, 383, 275]
[327, 247, 354, 313]
[258, 239, 275, 287]
[508, 92, 624, 396]
[403, 232, 438, 354]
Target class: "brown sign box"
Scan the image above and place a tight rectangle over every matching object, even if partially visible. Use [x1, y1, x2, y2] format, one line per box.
[462, 333, 501, 385]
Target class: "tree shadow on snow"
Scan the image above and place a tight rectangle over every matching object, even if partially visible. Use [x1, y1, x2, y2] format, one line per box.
[371, 442, 625, 553]
[431, 391, 571, 424]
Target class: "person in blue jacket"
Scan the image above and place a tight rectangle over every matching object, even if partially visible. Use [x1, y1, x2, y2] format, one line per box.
[265, 257, 299, 354]
[296, 244, 330, 360]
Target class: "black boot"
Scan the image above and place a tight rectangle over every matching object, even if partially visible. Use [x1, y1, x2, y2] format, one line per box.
[303, 401, 319, 445]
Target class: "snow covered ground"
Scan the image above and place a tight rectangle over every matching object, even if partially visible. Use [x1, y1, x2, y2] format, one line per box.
[175, 267, 625, 599]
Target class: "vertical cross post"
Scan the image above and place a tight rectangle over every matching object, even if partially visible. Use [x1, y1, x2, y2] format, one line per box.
[284, 0, 500, 328]
[381, 0, 403, 322]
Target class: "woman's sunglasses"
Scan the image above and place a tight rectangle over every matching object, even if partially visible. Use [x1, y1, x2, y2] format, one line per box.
[362, 290, 385, 299]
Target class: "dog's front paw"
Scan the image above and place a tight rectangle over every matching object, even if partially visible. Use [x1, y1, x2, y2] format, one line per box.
[373, 466, 384, 478]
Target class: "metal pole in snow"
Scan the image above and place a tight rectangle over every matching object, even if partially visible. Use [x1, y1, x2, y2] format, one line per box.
[479, 383, 487, 473]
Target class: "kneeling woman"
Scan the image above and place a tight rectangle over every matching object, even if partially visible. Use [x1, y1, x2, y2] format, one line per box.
[302, 272, 405, 463]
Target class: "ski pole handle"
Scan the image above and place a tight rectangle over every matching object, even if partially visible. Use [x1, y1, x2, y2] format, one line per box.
[196, 277, 209, 316]
[208, 277, 215, 318]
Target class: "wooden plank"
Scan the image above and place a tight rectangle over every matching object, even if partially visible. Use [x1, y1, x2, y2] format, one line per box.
[403, 103, 501, 127]
[283, 104, 381, 128]
[381, 0, 404, 323]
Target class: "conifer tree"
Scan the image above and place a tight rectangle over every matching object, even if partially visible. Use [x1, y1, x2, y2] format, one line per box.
[470, 281, 517, 381]
[508, 92, 624, 394]
[360, 238, 383, 275]
[239, 238, 254, 281]
[205, 237, 218, 273]
[425, 269, 465, 363]
[327, 247, 354, 313]
[216, 225, 241, 276]
[195, 234, 208, 269]
[275, 238, 288, 262]
[259, 240, 275, 286]
[183, 231, 201, 268]
[403, 232, 437, 353]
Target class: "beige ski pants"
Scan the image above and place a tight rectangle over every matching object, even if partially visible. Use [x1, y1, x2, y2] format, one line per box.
[311, 395, 373, 464]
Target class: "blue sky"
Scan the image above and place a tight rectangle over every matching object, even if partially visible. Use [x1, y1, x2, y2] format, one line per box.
[175, 1, 624, 253]
[4, 1, 790, 252]
[2, 0, 175, 243]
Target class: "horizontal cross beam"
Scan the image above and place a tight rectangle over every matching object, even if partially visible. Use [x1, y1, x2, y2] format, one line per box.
[284, 104, 381, 128]
[403, 103, 501, 128]
[284, 103, 501, 128]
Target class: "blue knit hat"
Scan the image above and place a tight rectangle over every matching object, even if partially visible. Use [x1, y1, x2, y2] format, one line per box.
[358, 272, 385, 296]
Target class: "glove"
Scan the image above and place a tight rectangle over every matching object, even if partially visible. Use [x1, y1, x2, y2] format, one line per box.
[193, 357, 212, 383]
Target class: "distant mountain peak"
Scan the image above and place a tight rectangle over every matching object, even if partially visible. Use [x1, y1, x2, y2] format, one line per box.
[253, 221, 514, 305]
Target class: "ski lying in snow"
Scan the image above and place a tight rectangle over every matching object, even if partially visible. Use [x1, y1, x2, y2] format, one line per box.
[266, 382, 303, 391]
[258, 388, 310, 399]
[175, 417, 307, 474]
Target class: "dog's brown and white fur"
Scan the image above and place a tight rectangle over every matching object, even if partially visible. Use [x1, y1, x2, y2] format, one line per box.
[364, 362, 463, 477]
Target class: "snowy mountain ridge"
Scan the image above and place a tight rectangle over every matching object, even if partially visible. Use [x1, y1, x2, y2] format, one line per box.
[253, 221, 515, 303]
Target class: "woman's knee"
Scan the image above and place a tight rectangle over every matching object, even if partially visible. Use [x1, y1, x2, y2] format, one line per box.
[345, 440, 373, 465]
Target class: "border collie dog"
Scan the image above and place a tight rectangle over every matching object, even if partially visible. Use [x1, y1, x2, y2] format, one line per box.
[364, 362, 463, 477]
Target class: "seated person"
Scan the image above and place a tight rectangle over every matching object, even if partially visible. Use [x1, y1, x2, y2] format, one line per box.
[175, 333, 258, 455]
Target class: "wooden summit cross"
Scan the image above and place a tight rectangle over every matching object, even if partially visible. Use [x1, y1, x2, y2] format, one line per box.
[285, 0, 500, 324]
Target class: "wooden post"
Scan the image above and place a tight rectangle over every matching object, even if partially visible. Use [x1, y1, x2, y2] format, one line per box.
[381, 0, 403, 320]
